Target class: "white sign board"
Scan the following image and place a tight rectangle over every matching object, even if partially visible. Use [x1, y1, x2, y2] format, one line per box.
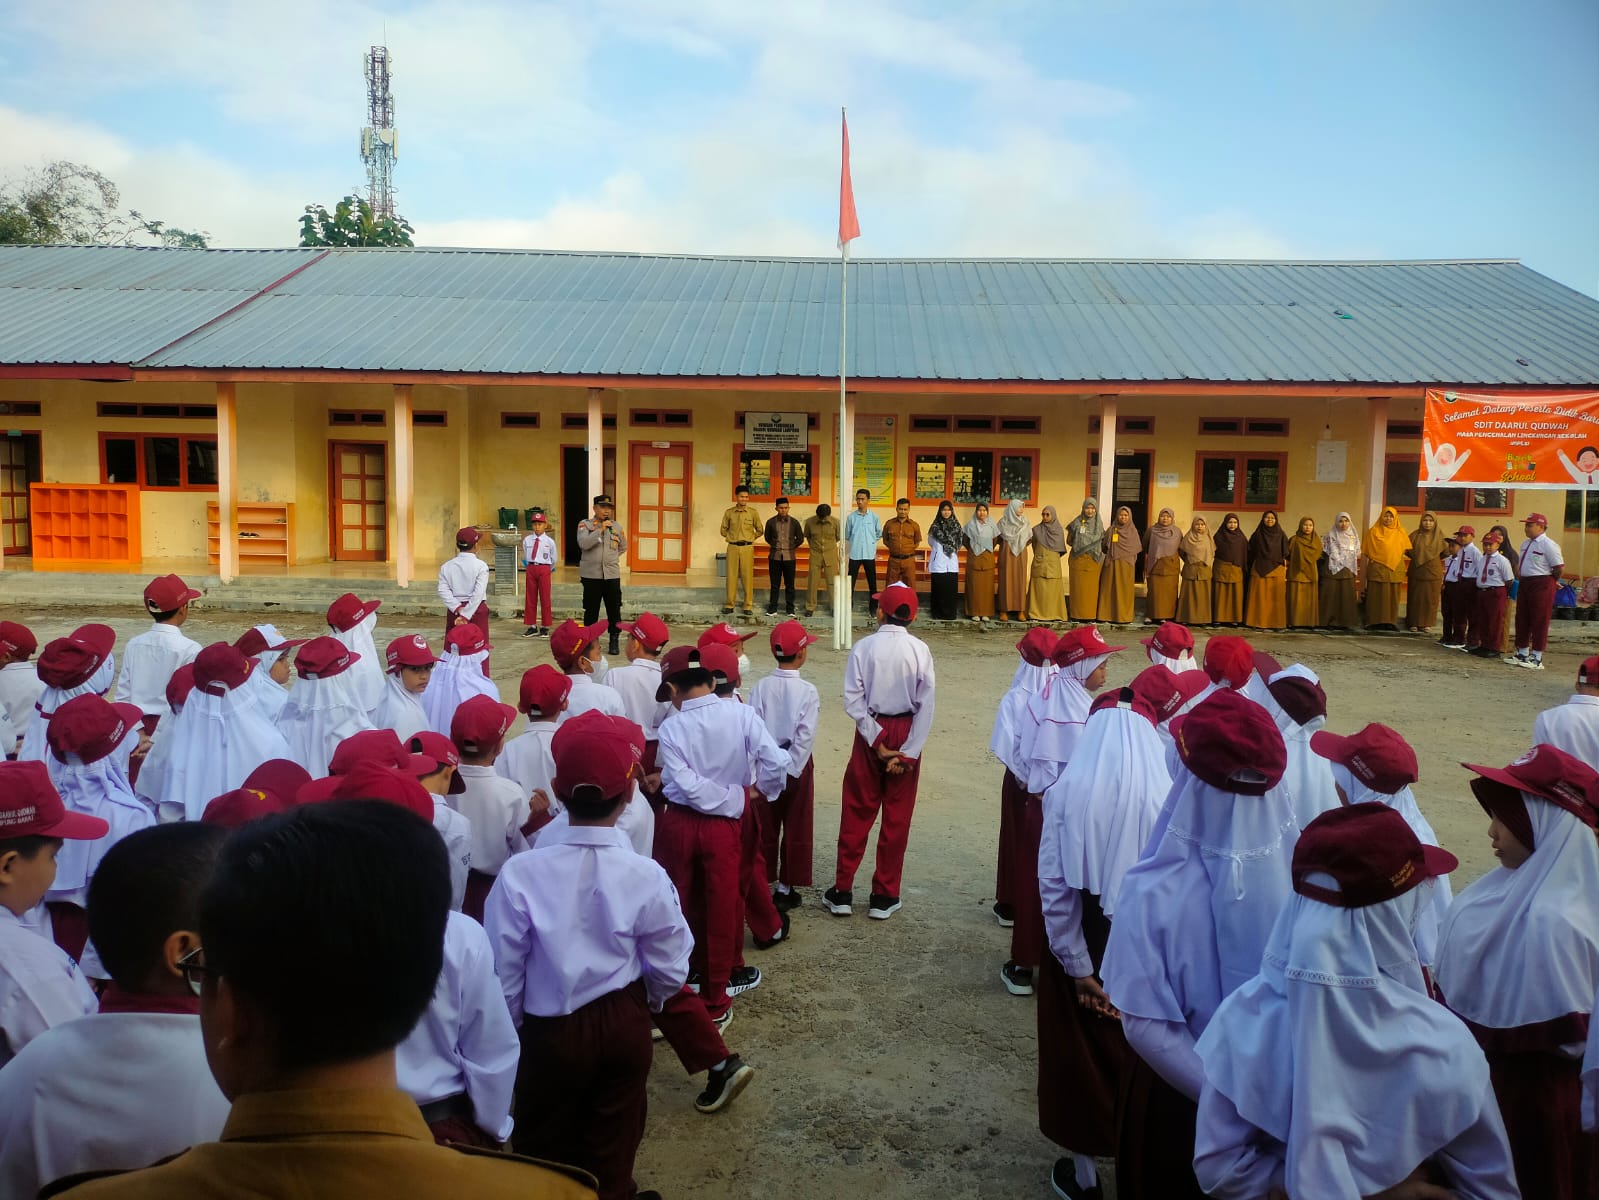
[744, 412, 809, 452]
[1315, 440, 1347, 484]
[1156, 471, 1179, 488]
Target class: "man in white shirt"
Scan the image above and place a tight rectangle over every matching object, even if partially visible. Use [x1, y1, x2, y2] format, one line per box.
[439, 526, 491, 651]
[0, 621, 43, 753]
[114, 574, 203, 732]
[521, 509, 558, 638]
[1439, 525, 1484, 650]
[1534, 655, 1599, 765]
[823, 582, 935, 920]
[1507, 511, 1564, 669]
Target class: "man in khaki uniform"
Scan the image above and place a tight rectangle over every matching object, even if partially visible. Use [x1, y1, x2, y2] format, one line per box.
[883, 497, 923, 589]
[720, 485, 762, 616]
[804, 502, 842, 617]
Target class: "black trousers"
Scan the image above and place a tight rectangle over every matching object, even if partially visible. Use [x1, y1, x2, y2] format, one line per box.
[768, 559, 796, 612]
[581, 576, 623, 638]
[848, 558, 878, 611]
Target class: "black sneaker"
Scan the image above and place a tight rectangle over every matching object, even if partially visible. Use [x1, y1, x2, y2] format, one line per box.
[727, 965, 762, 996]
[694, 1054, 755, 1114]
[821, 887, 853, 916]
[765, 607, 778, 615]
[754, 911, 790, 950]
[523, 627, 537, 637]
[1050, 1158, 1102, 1200]
[993, 901, 1016, 928]
[772, 888, 802, 912]
[1001, 961, 1035, 996]
[868, 893, 901, 920]
[537, 627, 550, 637]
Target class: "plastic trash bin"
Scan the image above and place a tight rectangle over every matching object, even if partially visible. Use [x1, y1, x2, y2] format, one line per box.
[497, 507, 520, 530]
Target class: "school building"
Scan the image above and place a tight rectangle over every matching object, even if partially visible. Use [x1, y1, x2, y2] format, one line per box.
[1, 245, 1597, 591]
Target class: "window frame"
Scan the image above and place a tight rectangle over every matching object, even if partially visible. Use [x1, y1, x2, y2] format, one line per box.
[96, 402, 217, 419]
[1191, 451, 1288, 512]
[562, 412, 618, 430]
[412, 410, 448, 427]
[99, 432, 220, 491]
[1565, 489, 1599, 533]
[328, 409, 386, 427]
[1383, 453, 1424, 514]
[500, 412, 541, 429]
[730, 442, 821, 504]
[907, 446, 1040, 507]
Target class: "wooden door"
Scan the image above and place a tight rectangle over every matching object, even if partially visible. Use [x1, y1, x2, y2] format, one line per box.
[629, 442, 690, 573]
[328, 441, 387, 562]
[0, 433, 40, 555]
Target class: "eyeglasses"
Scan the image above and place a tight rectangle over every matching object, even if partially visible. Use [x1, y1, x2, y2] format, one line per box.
[177, 946, 220, 998]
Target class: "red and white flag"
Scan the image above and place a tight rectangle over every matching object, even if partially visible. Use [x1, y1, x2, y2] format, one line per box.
[838, 110, 860, 249]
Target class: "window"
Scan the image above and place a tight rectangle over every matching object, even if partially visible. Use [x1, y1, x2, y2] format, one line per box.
[911, 415, 951, 432]
[412, 411, 447, 427]
[1423, 487, 1510, 515]
[916, 414, 1040, 434]
[100, 433, 218, 490]
[1194, 452, 1286, 510]
[96, 402, 216, 419]
[910, 448, 1038, 506]
[1387, 420, 1423, 439]
[1384, 454, 1422, 512]
[631, 409, 692, 428]
[0, 401, 42, 416]
[1197, 417, 1288, 436]
[330, 410, 385, 427]
[1089, 415, 1156, 435]
[562, 413, 617, 430]
[735, 446, 817, 502]
[500, 412, 540, 428]
[1566, 490, 1599, 532]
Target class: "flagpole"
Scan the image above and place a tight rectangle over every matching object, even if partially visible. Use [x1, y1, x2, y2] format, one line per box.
[836, 233, 852, 651]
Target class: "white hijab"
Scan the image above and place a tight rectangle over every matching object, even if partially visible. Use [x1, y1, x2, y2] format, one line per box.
[991, 660, 1056, 776]
[373, 672, 430, 745]
[1436, 795, 1599, 1029]
[1020, 654, 1109, 794]
[279, 670, 376, 778]
[1268, 666, 1341, 831]
[156, 679, 294, 820]
[241, 624, 294, 721]
[47, 751, 154, 905]
[1196, 882, 1494, 1198]
[1042, 701, 1171, 916]
[133, 698, 183, 812]
[421, 648, 498, 736]
[331, 611, 384, 716]
[19, 655, 117, 773]
[1147, 646, 1199, 674]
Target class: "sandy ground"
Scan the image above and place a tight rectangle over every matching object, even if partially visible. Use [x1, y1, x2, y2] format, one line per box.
[23, 606, 1591, 1199]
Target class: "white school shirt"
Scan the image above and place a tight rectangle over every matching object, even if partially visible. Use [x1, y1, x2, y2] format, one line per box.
[559, 673, 626, 723]
[605, 659, 669, 739]
[496, 722, 559, 808]
[113, 624, 202, 719]
[537, 788, 656, 858]
[1444, 542, 1483, 583]
[747, 669, 821, 777]
[455, 764, 529, 876]
[432, 796, 473, 911]
[522, 531, 557, 567]
[396, 910, 518, 1141]
[1476, 551, 1514, 589]
[0, 908, 96, 1068]
[0, 660, 43, 746]
[1535, 695, 1599, 767]
[1518, 531, 1564, 578]
[842, 624, 936, 760]
[437, 550, 490, 616]
[657, 693, 788, 818]
[484, 824, 692, 1020]
[0, 1008, 229, 1200]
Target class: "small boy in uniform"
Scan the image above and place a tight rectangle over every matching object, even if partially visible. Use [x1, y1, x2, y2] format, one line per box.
[1468, 530, 1515, 658]
[1440, 524, 1482, 650]
[439, 526, 491, 651]
[606, 614, 671, 810]
[0, 621, 44, 753]
[497, 665, 567, 817]
[549, 618, 625, 721]
[1535, 655, 1599, 765]
[522, 509, 557, 638]
[452, 694, 533, 922]
[746, 620, 820, 911]
[408, 729, 475, 913]
[115, 575, 203, 734]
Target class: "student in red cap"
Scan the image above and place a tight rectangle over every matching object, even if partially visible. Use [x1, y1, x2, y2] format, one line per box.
[1100, 689, 1295, 1200]
[452, 695, 531, 922]
[421, 625, 499, 737]
[1193, 632, 1254, 708]
[1436, 745, 1599, 1199]
[42, 694, 154, 960]
[824, 581, 935, 921]
[277, 636, 376, 778]
[1258, 664, 1337, 826]
[0, 620, 43, 754]
[549, 618, 624, 722]
[1536, 655, 1599, 765]
[521, 509, 557, 638]
[0, 761, 107, 1066]
[373, 634, 437, 744]
[496, 665, 567, 833]
[1506, 511, 1564, 669]
[439, 525, 490, 646]
[747, 621, 820, 912]
[325, 591, 385, 714]
[1194, 803, 1516, 1200]
[605, 614, 672, 809]
[19, 624, 119, 771]
[989, 628, 1059, 929]
[115, 575, 203, 735]
[403, 730, 474, 911]
[1468, 529, 1515, 657]
[1140, 620, 1198, 673]
[1439, 523, 1484, 649]
[1036, 688, 1171, 1200]
[484, 710, 696, 1199]
[697, 621, 759, 694]
[232, 624, 308, 723]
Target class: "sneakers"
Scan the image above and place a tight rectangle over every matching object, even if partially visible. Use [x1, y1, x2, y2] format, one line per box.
[1050, 1158, 1102, 1200]
[695, 1054, 755, 1114]
[1440, 641, 1466, 650]
[1525, 658, 1546, 670]
[754, 911, 790, 950]
[765, 607, 778, 615]
[1001, 962, 1035, 996]
[523, 627, 537, 638]
[772, 888, 802, 913]
[1469, 647, 1497, 657]
[993, 901, 1016, 928]
[537, 626, 550, 637]
[712, 1008, 733, 1034]
[868, 893, 901, 920]
[727, 965, 762, 996]
[822, 887, 853, 916]
[1503, 654, 1529, 666]
[651, 1023, 664, 1041]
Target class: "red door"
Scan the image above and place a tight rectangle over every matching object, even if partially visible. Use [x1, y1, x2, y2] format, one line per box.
[0, 433, 40, 555]
[328, 441, 387, 561]
[629, 442, 691, 573]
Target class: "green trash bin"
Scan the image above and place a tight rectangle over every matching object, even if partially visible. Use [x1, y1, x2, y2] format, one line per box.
[496, 507, 520, 530]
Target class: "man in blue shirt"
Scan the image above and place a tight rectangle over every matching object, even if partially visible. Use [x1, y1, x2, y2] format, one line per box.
[844, 489, 884, 616]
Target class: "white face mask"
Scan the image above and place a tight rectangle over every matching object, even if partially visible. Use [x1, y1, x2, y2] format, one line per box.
[737, 654, 750, 682]
[592, 656, 609, 684]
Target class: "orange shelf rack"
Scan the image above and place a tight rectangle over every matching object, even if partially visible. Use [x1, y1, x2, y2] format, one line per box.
[207, 501, 296, 567]
[28, 483, 142, 570]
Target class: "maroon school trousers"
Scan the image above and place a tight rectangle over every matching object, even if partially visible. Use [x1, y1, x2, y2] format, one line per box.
[523, 564, 553, 628]
[639, 741, 665, 815]
[445, 602, 492, 677]
[513, 980, 652, 1200]
[652, 985, 731, 1075]
[761, 759, 815, 889]
[1441, 578, 1475, 645]
[739, 802, 782, 955]
[654, 804, 741, 1018]
[995, 768, 1026, 909]
[1515, 574, 1557, 653]
[1471, 586, 1507, 653]
[834, 713, 922, 898]
[462, 870, 495, 924]
[1009, 791, 1044, 970]
[45, 901, 88, 963]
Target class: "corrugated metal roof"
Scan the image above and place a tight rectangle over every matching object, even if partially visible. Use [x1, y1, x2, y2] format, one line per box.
[2, 245, 1597, 385]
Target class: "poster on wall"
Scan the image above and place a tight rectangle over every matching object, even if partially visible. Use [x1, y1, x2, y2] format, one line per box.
[833, 413, 897, 505]
[1423, 389, 1599, 489]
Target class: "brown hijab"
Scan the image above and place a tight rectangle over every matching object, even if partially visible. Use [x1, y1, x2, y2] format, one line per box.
[1107, 506, 1142, 564]
[1213, 513, 1249, 568]
[1180, 516, 1215, 567]
[1144, 507, 1181, 564]
[1247, 511, 1290, 576]
[1408, 512, 1444, 577]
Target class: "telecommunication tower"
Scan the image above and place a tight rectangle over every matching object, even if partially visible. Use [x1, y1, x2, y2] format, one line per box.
[360, 46, 398, 219]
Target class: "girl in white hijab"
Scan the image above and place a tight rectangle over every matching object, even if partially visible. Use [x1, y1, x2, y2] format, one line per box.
[421, 625, 499, 736]
[1195, 803, 1517, 1200]
[1263, 666, 1341, 830]
[326, 593, 384, 716]
[1019, 627, 1121, 796]
[990, 627, 1059, 931]
[234, 624, 306, 723]
[132, 666, 194, 813]
[20, 625, 120, 774]
[278, 636, 375, 778]
[372, 634, 436, 744]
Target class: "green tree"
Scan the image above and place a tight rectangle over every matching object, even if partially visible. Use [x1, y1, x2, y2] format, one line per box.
[0, 161, 209, 247]
[299, 195, 414, 247]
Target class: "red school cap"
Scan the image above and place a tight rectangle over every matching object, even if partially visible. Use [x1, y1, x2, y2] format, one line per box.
[1202, 635, 1254, 689]
[1292, 802, 1457, 908]
[618, 613, 670, 653]
[323, 762, 435, 821]
[1169, 689, 1287, 795]
[234, 626, 309, 660]
[655, 644, 705, 702]
[144, 573, 202, 615]
[1171, 670, 1212, 708]
[326, 592, 381, 632]
[166, 665, 197, 712]
[1141, 621, 1195, 659]
[698, 643, 742, 688]
[770, 619, 818, 658]
[46, 694, 143, 765]
[294, 636, 359, 680]
[1522, 513, 1548, 527]
[871, 582, 919, 622]
[1578, 656, 1599, 687]
[1052, 625, 1123, 668]
[1454, 525, 1475, 537]
[0, 621, 37, 659]
[518, 663, 572, 718]
[203, 786, 292, 828]
[1464, 744, 1599, 834]
[1251, 650, 1283, 681]
[242, 758, 313, 805]
[1089, 686, 1158, 726]
[451, 694, 518, 756]
[552, 709, 645, 803]
[1267, 674, 1327, 727]
[1015, 627, 1060, 667]
[455, 526, 481, 546]
[408, 730, 467, 795]
[1310, 723, 1419, 795]
[699, 622, 759, 649]
[0, 760, 109, 840]
[444, 624, 491, 655]
[330, 729, 435, 777]
[192, 643, 254, 695]
[386, 634, 438, 671]
[37, 624, 115, 689]
[551, 619, 608, 669]
[1130, 665, 1183, 722]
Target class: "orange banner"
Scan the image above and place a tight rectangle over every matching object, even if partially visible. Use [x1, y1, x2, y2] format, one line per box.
[1422, 390, 1599, 490]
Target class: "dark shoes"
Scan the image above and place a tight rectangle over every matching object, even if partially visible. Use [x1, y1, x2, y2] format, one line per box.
[1050, 1159, 1102, 1200]
[727, 965, 762, 996]
[993, 901, 1016, 928]
[772, 888, 802, 912]
[868, 893, 901, 920]
[754, 911, 790, 950]
[695, 1054, 755, 1114]
[1001, 961, 1035, 996]
[821, 887, 853, 915]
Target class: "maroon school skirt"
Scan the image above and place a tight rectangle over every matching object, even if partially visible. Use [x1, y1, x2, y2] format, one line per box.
[1115, 1052, 1209, 1200]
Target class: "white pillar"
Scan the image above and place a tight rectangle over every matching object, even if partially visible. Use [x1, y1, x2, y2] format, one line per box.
[1096, 395, 1118, 517]
[1366, 395, 1390, 525]
[587, 387, 604, 502]
[216, 382, 238, 583]
[393, 383, 414, 587]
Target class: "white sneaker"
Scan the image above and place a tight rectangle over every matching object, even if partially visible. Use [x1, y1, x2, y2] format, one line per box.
[1525, 659, 1545, 670]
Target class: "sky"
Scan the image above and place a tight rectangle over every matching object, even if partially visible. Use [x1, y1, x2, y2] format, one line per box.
[0, 0, 1595, 295]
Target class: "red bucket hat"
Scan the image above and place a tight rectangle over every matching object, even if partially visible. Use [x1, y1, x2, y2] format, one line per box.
[326, 592, 381, 632]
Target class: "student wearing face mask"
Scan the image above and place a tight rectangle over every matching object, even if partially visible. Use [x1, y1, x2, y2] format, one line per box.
[548, 620, 624, 723]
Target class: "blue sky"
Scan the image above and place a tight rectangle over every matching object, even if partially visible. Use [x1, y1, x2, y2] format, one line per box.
[1, 0, 1594, 294]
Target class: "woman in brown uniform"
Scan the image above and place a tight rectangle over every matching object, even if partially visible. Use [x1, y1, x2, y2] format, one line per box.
[1066, 500, 1106, 621]
[1243, 511, 1289, 631]
[1175, 516, 1214, 626]
[1097, 506, 1142, 624]
[995, 498, 1031, 622]
[1211, 514, 1248, 626]
[1027, 506, 1068, 622]
[1405, 511, 1445, 633]
[1142, 508, 1181, 624]
[1285, 516, 1322, 629]
[962, 502, 998, 623]
[1361, 506, 1412, 631]
[1321, 511, 1361, 629]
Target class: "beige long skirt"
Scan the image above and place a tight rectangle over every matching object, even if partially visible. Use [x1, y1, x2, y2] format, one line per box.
[1245, 565, 1287, 630]
[997, 543, 1030, 617]
[1406, 573, 1442, 631]
[1176, 564, 1212, 625]
[1365, 561, 1403, 627]
[1286, 578, 1319, 628]
[1098, 559, 1136, 625]
[1145, 555, 1180, 622]
[1068, 555, 1103, 621]
[966, 550, 996, 618]
[1212, 562, 1244, 625]
[1028, 550, 1067, 621]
